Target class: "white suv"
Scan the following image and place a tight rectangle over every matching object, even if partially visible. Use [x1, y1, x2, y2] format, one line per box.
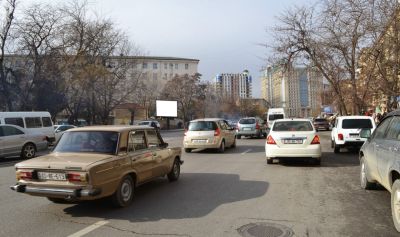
[331, 116, 376, 153]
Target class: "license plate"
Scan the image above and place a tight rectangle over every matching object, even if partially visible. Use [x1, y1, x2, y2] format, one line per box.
[38, 172, 67, 181]
[283, 139, 303, 144]
[350, 134, 359, 138]
[192, 139, 206, 143]
[243, 128, 252, 131]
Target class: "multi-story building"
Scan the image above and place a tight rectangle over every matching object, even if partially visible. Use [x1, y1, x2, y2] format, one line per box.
[261, 65, 323, 117]
[214, 70, 252, 101]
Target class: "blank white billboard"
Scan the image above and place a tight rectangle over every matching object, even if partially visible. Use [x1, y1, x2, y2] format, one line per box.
[156, 100, 178, 117]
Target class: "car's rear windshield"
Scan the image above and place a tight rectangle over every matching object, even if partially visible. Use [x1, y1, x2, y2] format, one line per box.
[273, 121, 313, 131]
[138, 121, 150, 125]
[342, 119, 373, 129]
[239, 118, 256, 124]
[314, 119, 328, 122]
[269, 114, 284, 121]
[54, 131, 119, 154]
[188, 121, 217, 131]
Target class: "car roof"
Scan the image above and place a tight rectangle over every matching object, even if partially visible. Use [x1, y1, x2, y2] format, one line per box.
[190, 118, 224, 122]
[274, 118, 312, 122]
[67, 125, 154, 132]
[386, 109, 400, 117]
[338, 116, 373, 120]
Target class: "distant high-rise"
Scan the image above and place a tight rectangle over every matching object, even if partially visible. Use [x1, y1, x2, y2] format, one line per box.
[214, 70, 252, 101]
[261, 65, 323, 117]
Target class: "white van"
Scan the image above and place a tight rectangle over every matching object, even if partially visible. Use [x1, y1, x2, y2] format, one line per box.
[266, 108, 286, 128]
[0, 112, 55, 143]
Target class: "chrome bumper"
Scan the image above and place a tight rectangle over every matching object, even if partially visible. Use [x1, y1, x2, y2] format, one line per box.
[10, 184, 101, 198]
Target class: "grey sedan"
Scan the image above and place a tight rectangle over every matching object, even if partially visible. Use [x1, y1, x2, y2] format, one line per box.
[359, 109, 400, 232]
[0, 124, 48, 159]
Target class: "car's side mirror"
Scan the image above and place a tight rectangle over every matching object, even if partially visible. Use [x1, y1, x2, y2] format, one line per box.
[360, 129, 372, 139]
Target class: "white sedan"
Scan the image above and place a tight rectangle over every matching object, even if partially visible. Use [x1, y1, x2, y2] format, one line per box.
[265, 118, 322, 165]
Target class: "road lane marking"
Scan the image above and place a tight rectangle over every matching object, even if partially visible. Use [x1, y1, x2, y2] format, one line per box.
[68, 220, 109, 237]
[241, 149, 252, 155]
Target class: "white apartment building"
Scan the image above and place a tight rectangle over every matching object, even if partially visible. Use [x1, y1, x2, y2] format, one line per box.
[214, 70, 252, 101]
[261, 65, 323, 117]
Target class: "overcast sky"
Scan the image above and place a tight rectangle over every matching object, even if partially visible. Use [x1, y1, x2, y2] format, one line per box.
[23, 0, 316, 97]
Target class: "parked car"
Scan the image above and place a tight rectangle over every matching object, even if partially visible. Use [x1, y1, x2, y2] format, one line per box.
[236, 117, 267, 139]
[358, 109, 400, 232]
[54, 125, 77, 143]
[313, 118, 331, 131]
[331, 116, 376, 153]
[138, 120, 161, 130]
[183, 118, 236, 153]
[0, 111, 55, 143]
[10, 125, 182, 207]
[265, 118, 321, 165]
[0, 124, 48, 159]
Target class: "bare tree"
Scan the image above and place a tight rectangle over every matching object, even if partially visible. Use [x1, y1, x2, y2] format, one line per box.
[0, 0, 16, 111]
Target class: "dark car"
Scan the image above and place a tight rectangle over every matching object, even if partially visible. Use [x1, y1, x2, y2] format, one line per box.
[313, 118, 330, 131]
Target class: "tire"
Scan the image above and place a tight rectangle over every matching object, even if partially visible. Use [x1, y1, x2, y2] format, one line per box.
[231, 139, 236, 148]
[360, 157, 375, 190]
[111, 175, 134, 207]
[21, 143, 36, 159]
[167, 159, 180, 182]
[184, 148, 192, 153]
[331, 140, 334, 149]
[391, 179, 400, 232]
[218, 140, 225, 153]
[313, 158, 321, 166]
[267, 158, 273, 164]
[237, 135, 241, 139]
[334, 142, 340, 153]
[47, 197, 70, 204]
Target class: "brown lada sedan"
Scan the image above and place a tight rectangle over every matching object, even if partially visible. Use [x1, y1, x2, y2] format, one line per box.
[10, 126, 182, 207]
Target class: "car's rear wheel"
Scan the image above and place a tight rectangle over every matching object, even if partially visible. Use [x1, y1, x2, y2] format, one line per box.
[334, 142, 340, 153]
[231, 139, 236, 148]
[21, 143, 36, 159]
[184, 148, 192, 153]
[267, 158, 273, 164]
[236, 135, 241, 139]
[218, 140, 225, 153]
[360, 157, 375, 190]
[167, 158, 180, 182]
[391, 179, 400, 232]
[111, 175, 134, 207]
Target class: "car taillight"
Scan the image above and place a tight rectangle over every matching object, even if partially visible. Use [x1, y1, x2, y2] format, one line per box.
[266, 135, 276, 145]
[17, 170, 33, 180]
[311, 135, 320, 144]
[338, 133, 344, 141]
[67, 173, 87, 182]
[214, 127, 221, 136]
[256, 123, 260, 129]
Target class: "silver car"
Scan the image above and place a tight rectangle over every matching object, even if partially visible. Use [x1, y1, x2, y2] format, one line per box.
[236, 117, 267, 139]
[183, 118, 236, 153]
[359, 109, 400, 232]
[0, 124, 48, 159]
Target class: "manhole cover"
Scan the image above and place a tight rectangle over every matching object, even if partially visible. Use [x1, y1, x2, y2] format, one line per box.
[238, 222, 294, 237]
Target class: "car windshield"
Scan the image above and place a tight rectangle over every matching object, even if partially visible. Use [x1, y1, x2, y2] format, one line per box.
[269, 114, 284, 121]
[54, 131, 119, 154]
[188, 121, 217, 131]
[138, 122, 151, 125]
[342, 119, 373, 129]
[273, 121, 313, 131]
[239, 118, 256, 124]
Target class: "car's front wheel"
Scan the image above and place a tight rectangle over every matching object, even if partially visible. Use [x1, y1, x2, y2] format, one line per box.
[21, 143, 36, 159]
[392, 179, 400, 232]
[360, 157, 375, 190]
[218, 140, 225, 153]
[111, 175, 134, 207]
[167, 158, 180, 182]
[184, 148, 192, 153]
[236, 135, 241, 139]
[231, 139, 236, 148]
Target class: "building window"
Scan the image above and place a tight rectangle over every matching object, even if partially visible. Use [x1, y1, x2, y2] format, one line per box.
[153, 63, 158, 69]
[169, 63, 173, 69]
[175, 63, 178, 69]
[164, 73, 168, 80]
[164, 63, 168, 69]
[142, 63, 148, 69]
[170, 73, 173, 79]
[185, 64, 189, 70]
[153, 73, 158, 81]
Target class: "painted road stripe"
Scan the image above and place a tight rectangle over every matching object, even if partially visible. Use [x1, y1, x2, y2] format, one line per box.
[68, 220, 109, 237]
[241, 149, 252, 155]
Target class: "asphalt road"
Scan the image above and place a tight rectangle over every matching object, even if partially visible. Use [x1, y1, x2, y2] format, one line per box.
[0, 131, 398, 237]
